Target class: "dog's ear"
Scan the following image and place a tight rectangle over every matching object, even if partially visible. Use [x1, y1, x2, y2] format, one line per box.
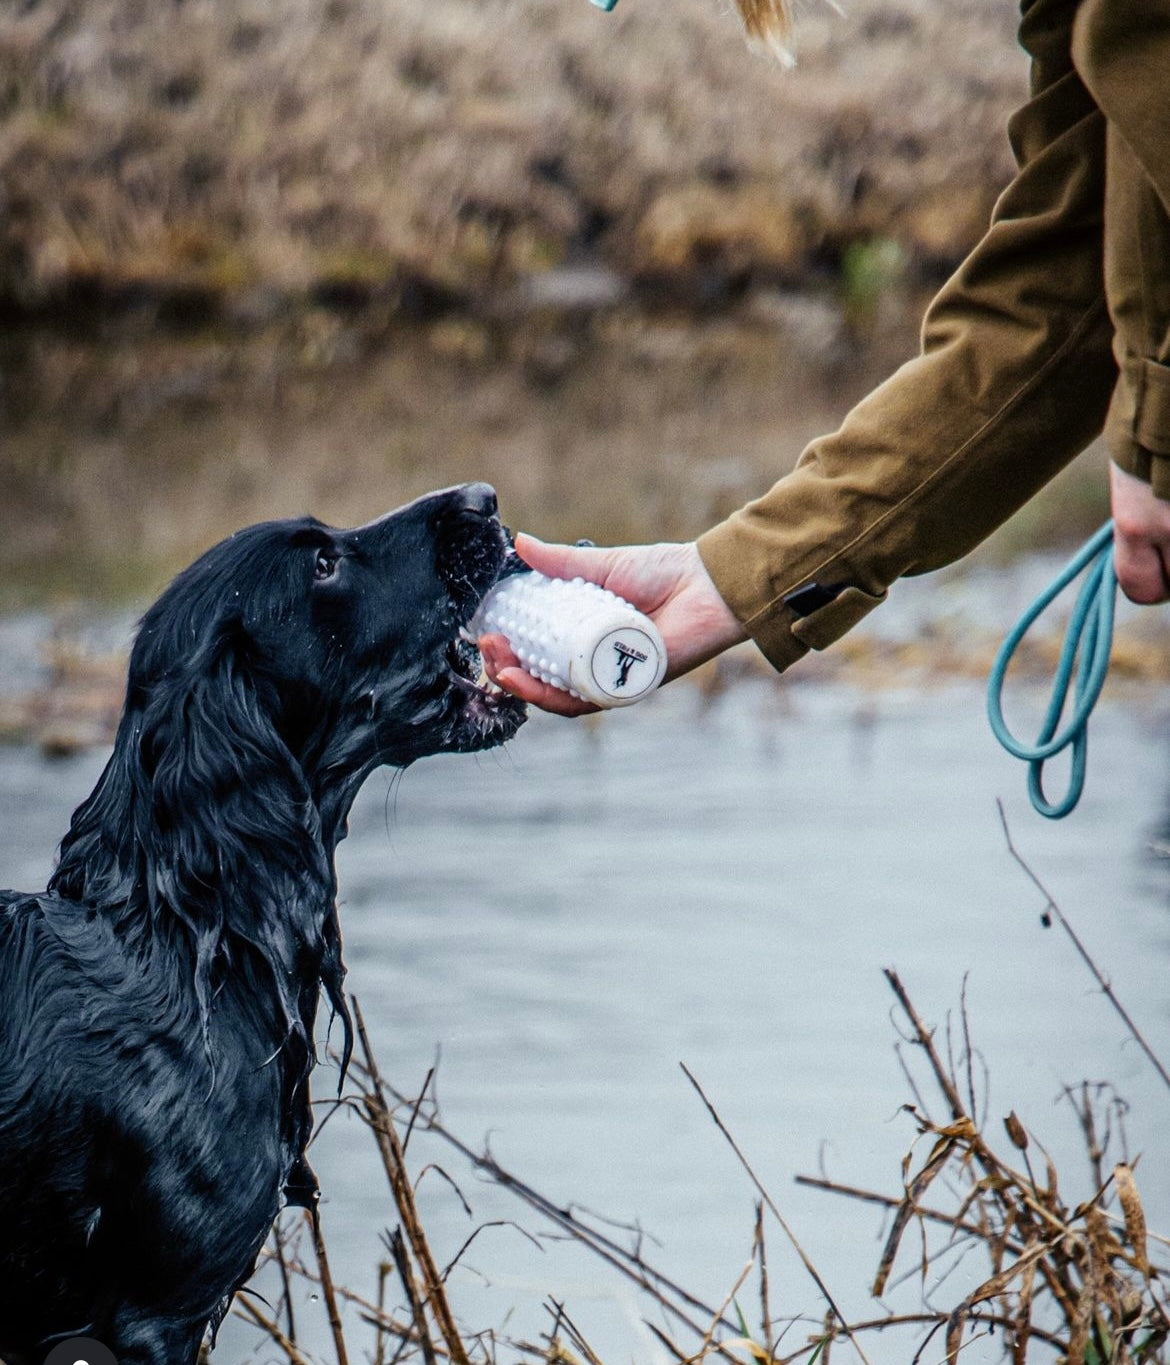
[51, 624, 350, 1069]
[139, 629, 323, 898]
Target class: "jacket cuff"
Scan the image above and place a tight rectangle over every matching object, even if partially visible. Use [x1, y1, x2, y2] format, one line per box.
[1107, 357, 1170, 500]
[697, 523, 887, 674]
[697, 524, 809, 672]
[1110, 442, 1170, 501]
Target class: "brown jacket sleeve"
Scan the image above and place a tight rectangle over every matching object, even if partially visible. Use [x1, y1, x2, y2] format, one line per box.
[696, 0, 1117, 673]
[1074, 0, 1170, 500]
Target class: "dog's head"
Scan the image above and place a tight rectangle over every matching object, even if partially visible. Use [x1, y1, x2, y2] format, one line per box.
[49, 485, 525, 1053]
[128, 482, 527, 782]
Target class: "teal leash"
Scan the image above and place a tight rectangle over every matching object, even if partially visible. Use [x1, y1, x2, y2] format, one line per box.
[986, 522, 1117, 819]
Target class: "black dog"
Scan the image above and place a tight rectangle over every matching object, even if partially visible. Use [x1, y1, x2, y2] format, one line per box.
[0, 484, 526, 1364]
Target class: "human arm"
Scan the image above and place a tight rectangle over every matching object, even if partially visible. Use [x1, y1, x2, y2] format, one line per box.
[489, 2, 1166, 715]
[1072, 0, 1170, 604]
[695, 0, 1119, 672]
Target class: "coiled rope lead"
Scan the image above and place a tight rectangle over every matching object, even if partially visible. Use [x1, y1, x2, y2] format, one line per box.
[986, 521, 1116, 819]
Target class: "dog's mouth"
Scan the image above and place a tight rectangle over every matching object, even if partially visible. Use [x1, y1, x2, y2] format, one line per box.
[435, 522, 528, 752]
[440, 620, 527, 751]
[446, 629, 496, 700]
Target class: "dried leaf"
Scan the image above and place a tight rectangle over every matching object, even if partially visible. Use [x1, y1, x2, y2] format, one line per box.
[1113, 1162, 1150, 1278]
[1003, 1111, 1028, 1151]
[1068, 1279, 1093, 1364]
[1011, 1252, 1037, 1365]
[1085, 1204, 1125, 1332]
[966, 1243, 1049, 1310]
[872, 1140, 953, 1297]
[932, 1117, 978, 1143]
[948, 1239, 1052, 1360]
[944, 1305, 965, 1363]
[1085, 1203, 1123, 1266]
[720, 1337, 773, 1363]
[1044, 1154, 1060, 1205]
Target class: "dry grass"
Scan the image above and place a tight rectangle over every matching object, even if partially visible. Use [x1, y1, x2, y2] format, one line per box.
[0, 0, 1035, 604]
[229, 954, 1170, 1365]
[0, 0, 1024, 311]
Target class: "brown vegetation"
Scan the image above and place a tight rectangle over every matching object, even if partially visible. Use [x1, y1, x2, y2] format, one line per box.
[231, 967, 1170, 1365]
[0, 0, 1024, 318]
[0, 0, 1045, 604]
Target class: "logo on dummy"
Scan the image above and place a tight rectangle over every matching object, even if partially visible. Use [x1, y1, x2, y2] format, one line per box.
[612, 640, 647, 688]
[43, 1338, 119, 1365]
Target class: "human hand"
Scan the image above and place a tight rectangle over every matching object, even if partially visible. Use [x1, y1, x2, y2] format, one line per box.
[1110, 462, 1170, 603]
[479, 535, 748, 716]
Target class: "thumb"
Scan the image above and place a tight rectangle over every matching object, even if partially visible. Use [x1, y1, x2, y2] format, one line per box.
[513, 533, 618, 587]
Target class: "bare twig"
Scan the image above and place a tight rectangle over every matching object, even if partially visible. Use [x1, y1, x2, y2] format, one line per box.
[546, 1298, 605, 1365]
[355, 999, 471, 1365]
[679, 1062, 873, 1365]
[793, 1176, 1023, 1256]
[643, 1321, 691, 1363]
[998, 800, 1170, 1095]
[693, 1255, 757, 1365]
[402, 1066, 435, 1155]
[754, 1200, 773, 1355]
[307, 1205, 351, 1365]
[441, 1220, 543, 1283]
[273, 1215, 298, 1346]
[389, 1226, 440, 1365]
[356, 1053, 741, 1346]
[882, 972, 967, 1126]
[234, 1293, 314, 1365]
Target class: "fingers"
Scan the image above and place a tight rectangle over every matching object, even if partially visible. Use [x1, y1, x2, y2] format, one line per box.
[478, 633, 599, 717]
[494, 668, 599, 717]
[478, 632, 520, 680]
[513, 534, 616, 588]
[1109, 462, 1170, 604]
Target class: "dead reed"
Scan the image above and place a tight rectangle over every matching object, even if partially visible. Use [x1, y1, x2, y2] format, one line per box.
[234, 839, 1169, 1365]
[730, 0, 794, 63]
[794, 969, 1169, 1364]
[1, 0, 1021, 319]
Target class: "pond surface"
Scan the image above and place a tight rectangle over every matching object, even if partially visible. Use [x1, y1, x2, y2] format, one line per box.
[1, 578, 1168, 1364]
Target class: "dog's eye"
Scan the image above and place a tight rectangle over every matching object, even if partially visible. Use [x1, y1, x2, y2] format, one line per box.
[313, 551, 340, 581]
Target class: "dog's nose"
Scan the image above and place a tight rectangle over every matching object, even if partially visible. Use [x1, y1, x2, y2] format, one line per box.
[454, 482, 498, 519]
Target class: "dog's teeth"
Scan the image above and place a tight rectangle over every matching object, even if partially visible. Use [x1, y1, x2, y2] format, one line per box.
[470, 668, 505, 700]
[459, 626, 476, 644]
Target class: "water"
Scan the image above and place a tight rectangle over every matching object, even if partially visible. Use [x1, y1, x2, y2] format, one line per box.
[1, 585, 1168, 1364]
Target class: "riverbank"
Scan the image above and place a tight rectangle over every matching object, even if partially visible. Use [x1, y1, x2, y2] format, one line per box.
[2, 0, 1021, 324]
[4, 545, 1168, 755]
[2, 0, 1072, 610]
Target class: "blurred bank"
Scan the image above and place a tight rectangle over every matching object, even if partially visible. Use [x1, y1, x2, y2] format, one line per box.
[0, 0, 1073, 605]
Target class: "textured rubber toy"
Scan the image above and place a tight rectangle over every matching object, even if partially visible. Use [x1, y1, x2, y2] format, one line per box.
[473, 571, 667, 707]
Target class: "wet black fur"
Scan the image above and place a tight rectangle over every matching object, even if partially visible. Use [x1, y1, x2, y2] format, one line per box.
[0, 484, 525, 1365]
